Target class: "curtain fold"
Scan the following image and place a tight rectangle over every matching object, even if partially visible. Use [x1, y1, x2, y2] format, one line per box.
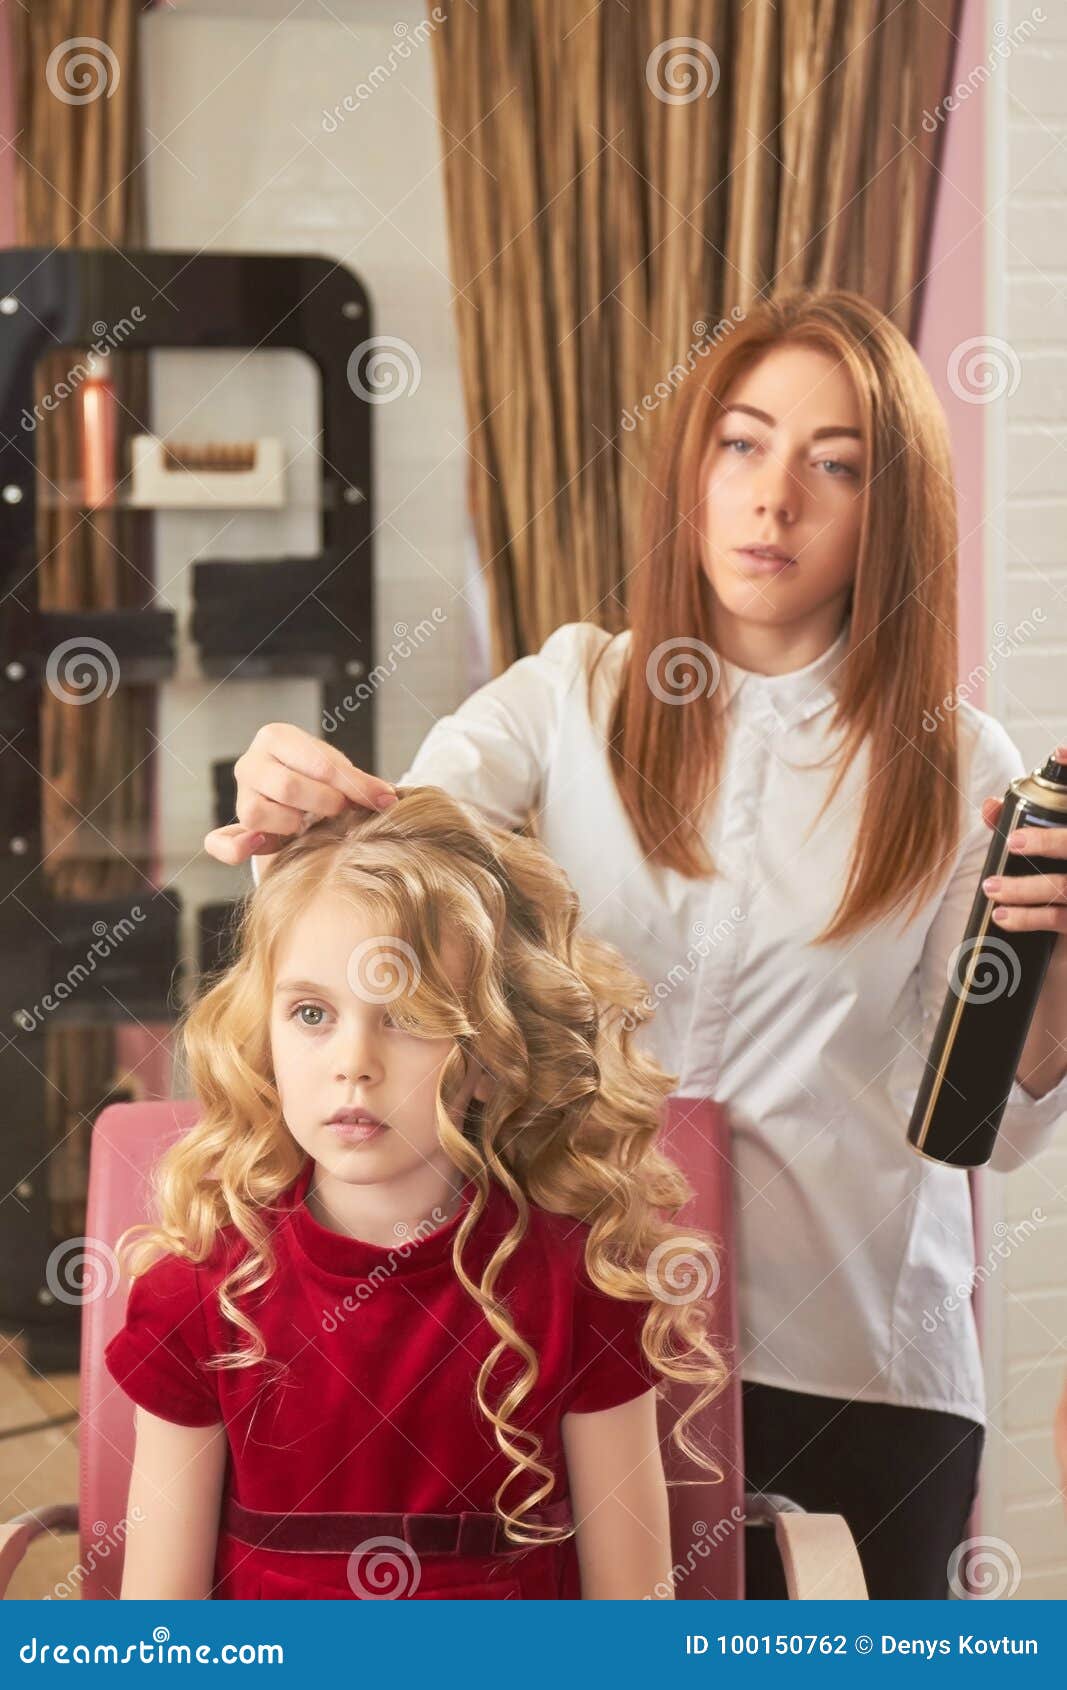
[430, 0, 962, 668]
[11, 0, 156, 1236]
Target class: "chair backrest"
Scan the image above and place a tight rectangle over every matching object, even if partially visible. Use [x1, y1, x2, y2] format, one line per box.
[80, 1099, 202, 1601]
[655, 1094, 745, 1599]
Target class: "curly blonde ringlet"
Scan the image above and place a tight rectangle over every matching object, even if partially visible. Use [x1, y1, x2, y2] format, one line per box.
[115, 785, 730, 1547]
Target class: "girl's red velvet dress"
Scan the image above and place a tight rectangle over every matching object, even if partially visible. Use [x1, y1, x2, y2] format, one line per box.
[105, 1159, 658, 1599]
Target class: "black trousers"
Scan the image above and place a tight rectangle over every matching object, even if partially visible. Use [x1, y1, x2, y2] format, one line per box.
[742, 1380, 985, 1600]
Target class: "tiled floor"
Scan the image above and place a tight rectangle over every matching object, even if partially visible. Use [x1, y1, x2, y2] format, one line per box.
[0, 1332, 81, 1598]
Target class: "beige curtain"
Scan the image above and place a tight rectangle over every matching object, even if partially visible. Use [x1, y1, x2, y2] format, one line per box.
[12, 0, 157, 1237]
[430, 0, 962, 667]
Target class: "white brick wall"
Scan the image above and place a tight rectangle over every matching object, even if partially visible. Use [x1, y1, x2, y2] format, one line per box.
[981, 0, 1067, 1598]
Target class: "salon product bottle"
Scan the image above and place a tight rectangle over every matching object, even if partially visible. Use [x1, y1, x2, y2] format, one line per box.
[81, 350, 117, 508]
[907, 751, 1067, 1168]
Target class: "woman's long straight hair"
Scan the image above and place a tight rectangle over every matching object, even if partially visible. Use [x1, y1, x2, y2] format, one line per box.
[600, 288, 962, 946]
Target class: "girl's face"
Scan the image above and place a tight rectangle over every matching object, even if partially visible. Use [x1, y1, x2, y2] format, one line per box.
[699, 343, 867, 632]
[269, 890, 492, 1193]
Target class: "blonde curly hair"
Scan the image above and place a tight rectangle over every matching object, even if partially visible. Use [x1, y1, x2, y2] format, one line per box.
[117, 785, 729, 1545]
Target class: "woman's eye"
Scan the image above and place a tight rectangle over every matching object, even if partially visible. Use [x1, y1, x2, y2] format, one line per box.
[721, 437, 857, 480]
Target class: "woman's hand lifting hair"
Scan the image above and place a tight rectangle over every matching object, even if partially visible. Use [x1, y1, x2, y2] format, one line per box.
[203, 721, 398, 865]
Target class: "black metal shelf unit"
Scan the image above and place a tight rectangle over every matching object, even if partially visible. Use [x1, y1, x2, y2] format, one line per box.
[0, 248, 374, 1364]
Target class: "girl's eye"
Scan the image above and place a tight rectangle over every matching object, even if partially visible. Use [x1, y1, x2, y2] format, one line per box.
[292, 1002, 329, 1029]
[721, 436, 754, 455]
[288, 1002, 404, 1032]
[816, 457, 858, 478]
[382, 1012, 431, 1037]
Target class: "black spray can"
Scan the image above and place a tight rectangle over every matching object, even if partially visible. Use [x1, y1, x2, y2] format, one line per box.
[907, 751, 1067, 1168]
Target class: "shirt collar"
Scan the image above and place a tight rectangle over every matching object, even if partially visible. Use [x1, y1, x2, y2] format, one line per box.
[717, 618, 851, 730]
[285, 1155, 495, 1283]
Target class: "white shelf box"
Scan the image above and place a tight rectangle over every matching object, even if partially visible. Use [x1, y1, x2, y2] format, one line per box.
[129, 435, 286, 507]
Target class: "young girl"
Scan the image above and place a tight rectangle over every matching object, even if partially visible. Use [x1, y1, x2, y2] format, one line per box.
[105, 785, 728, 1601]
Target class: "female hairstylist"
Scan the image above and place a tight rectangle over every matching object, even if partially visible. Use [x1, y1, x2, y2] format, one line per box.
[206, 290, 1067, 1600]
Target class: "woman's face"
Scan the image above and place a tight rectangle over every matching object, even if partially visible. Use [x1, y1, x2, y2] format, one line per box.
[269, 889, 491, 1194]
[699, 343, 867, 632]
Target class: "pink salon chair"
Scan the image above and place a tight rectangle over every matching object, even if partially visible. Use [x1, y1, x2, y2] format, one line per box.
[0, 1096, 867, 1599]
[655, 1094, 867, 1599]
[0, 1099, 200, 1600]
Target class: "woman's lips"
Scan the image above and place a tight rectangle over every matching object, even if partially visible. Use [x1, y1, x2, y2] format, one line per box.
[733, 547, 797, 577]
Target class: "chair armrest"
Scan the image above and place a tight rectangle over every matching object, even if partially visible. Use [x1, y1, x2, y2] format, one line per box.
[745, 1490, 868, 1600]
[0, 1505, 79, 1598]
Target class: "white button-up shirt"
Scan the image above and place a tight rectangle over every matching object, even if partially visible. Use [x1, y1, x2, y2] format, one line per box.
[261, 620, 1067, 1424]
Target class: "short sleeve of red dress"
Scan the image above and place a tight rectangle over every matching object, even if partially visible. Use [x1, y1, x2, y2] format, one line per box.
[104, 1252, 222, 1427]
[565, 1265, 659, 1415]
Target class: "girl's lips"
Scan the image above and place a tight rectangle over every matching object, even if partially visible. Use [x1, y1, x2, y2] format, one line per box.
[733, 547, 796, 576]
[327, 1119, 387, 1143]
